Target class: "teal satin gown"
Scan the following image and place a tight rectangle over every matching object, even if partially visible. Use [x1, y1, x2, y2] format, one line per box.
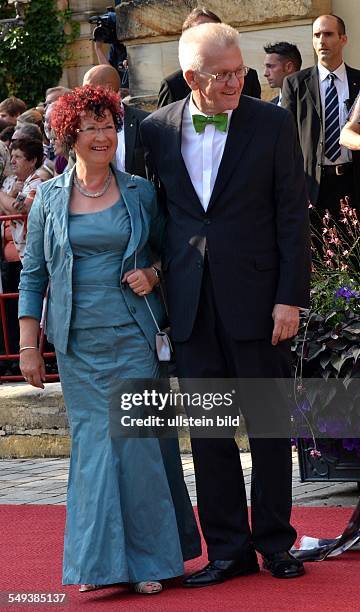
[57, 199, 185, 585]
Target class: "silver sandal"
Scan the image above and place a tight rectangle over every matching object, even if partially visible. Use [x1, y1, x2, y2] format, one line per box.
[79, 584, 101, 592]
[133, 581, 163, 594]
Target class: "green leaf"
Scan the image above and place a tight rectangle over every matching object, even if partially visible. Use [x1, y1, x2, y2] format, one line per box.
[307, 343, 327, 361]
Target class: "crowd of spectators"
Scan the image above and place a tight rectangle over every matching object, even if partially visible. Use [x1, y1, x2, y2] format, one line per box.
[0, 91, 71, 375]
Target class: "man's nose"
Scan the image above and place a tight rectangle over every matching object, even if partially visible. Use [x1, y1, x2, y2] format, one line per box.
[264, 68, 270, 77]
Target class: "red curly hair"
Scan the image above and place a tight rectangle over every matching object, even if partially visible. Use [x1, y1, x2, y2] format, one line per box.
[50, 85, 123, 153]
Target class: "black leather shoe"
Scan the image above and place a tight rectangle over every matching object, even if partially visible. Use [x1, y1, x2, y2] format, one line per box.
[183, 557, 260, 588]
[263, 551, 305, 578]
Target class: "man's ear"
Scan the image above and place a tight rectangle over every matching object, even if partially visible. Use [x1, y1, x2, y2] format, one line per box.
[184, 69, 199, 91]
[284, 61, 295, 76]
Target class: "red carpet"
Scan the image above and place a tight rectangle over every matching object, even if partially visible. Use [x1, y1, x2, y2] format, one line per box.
[0, 505, 359, 612]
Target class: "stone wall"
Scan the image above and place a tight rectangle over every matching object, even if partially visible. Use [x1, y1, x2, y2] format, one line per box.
[332, 0, 360, 68]
[116, 0, 329, 41]
[58, 1, 359, 99]
[0, 383, 70, 458]
[59, 0, 111, 89]
[115, 0, 331, 99]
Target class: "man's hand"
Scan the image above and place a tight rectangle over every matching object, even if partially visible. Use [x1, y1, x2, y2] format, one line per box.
[271, 304, 299, 345]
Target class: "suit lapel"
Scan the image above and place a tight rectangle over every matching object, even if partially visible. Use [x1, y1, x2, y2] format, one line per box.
[207, 97, 258, 210]
[345, 66, 360, 105]
[305, 66, 322, 121]
[123, 104, 137, 173]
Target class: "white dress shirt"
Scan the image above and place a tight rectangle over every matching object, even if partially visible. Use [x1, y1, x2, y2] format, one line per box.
[115, 128, 125, 172]
[114, 102, 126, 172]
[318, 62, 351, 164]
[181, 96, 232, 211]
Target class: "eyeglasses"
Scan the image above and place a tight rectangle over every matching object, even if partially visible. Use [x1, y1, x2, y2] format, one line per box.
[197, 66, 249, 82]
[76, 125, 116, 135]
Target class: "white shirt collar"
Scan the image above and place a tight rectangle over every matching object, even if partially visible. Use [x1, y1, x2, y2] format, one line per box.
[318, 61, 346, 82]
[189, 94, 233, 127]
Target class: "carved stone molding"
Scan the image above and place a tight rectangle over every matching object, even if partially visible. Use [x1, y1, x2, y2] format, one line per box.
[117, 0, 331, 42]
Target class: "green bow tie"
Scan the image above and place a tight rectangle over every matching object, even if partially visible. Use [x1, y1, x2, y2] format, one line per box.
[192, 113, 228, 134]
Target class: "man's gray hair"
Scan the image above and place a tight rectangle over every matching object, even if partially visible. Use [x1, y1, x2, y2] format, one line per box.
[179, 22, 241, 72]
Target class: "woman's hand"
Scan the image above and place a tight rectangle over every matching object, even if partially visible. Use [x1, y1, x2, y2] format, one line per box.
[19, 348, 46, 389]
[8, 180, 24, 198]
[122, 267, 159, 296]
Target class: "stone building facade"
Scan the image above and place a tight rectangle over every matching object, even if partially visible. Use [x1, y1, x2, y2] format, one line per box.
[61, 0, 358, 101]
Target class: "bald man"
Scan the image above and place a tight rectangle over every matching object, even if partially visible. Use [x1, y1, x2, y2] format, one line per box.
[83, 64, 148, 177]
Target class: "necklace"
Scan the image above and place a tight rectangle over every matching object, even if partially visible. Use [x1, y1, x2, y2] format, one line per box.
[74, 169, 112, 198]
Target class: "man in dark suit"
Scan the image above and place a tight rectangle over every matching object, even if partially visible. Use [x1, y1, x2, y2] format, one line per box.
[83, 65, 147, 177]
[281, 14, 360, 216]
[157, 7, 261, 108]
[141, 22, 310, 587]
[263, 42, 302, 105]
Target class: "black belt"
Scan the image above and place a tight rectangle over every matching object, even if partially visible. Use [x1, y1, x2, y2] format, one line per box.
[321, 163, 353, 177]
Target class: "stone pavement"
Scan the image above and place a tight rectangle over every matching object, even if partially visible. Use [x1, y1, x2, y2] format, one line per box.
[0, 452, 358, 507]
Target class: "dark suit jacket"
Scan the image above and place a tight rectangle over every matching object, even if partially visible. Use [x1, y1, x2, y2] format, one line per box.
[157, 67, 261, 108]
[281, 65, 360, 205]
[123, 103, 148, 177]
[141, 96, 310, 343]
[271, 95, 280, 105]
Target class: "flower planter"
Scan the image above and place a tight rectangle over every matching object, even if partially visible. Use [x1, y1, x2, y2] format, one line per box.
[297, 437, 360, 485]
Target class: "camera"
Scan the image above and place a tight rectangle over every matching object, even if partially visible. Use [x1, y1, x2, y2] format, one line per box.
[89, 6, 117, 45]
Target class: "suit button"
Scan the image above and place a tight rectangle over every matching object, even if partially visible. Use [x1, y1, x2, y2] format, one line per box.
[130, 306, 136, 313]
[204, 219, 211, 225]
[197, 261, 202, 268]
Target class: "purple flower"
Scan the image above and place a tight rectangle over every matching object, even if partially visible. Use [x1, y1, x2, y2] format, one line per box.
[335, 287, 360, 301]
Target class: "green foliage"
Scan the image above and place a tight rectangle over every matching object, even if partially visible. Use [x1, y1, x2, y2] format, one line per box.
[0, 0, 79, 107]
[292, 202, 360, 458]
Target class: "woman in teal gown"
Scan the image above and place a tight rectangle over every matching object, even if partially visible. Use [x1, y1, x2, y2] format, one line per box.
[18, 85, 200, 594]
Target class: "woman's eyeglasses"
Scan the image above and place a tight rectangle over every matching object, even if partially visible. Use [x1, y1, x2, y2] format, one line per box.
[76, 125, 116, 135]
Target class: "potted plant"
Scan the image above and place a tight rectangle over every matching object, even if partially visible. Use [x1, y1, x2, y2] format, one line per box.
[293, 199, 360, 484]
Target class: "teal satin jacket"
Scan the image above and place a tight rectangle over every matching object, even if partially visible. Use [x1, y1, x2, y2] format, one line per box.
[18, 167, 167, 354]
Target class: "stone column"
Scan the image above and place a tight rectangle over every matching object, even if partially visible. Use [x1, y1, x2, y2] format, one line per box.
[59, 0, 111, 89]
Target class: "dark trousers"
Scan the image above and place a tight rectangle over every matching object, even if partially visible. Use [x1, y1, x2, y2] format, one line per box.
[316, 169, 356, 219]
[174, 264, 296, 559]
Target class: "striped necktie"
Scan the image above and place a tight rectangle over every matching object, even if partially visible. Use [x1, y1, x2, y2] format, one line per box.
[324, 73, 341, 162]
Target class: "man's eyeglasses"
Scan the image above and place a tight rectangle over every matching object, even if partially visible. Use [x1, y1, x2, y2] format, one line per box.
[76, 125, 116, 135]
[197, 66, 249, 82]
